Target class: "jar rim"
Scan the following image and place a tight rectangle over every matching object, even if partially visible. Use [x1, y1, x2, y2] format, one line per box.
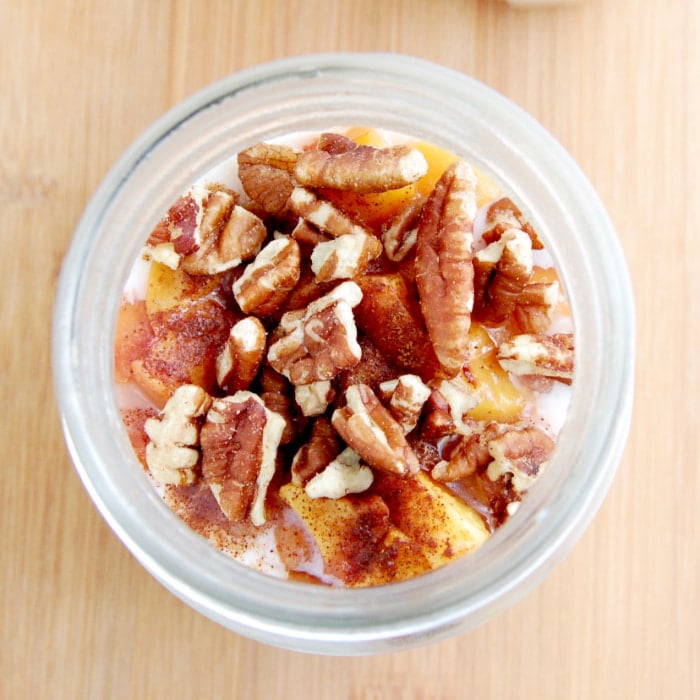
[52, 52, 635, 654]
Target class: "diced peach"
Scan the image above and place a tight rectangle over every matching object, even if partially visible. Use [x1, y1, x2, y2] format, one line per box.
[145, 262, 222, 317]
[114, 300, 153, 383]
[466, 322, 527, 423]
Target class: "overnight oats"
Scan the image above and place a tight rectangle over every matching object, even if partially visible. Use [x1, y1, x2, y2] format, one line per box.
[114, 127, 575, 587]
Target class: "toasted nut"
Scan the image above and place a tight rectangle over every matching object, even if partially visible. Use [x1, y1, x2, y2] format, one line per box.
[481, 197, 543, 250]
[295, 141, 428, 193]
[201, 391, 286, 526]
[431, 422, 505, 482]
[434, 373, 479, 435]
[310, 231, 383, 282]
[216, 317, 266, 392]
[294, 380, 334, 417]
[146, 185, 268, 275]
[512, 281, 560, 334]
[289, 186, 370, 238]
[144, 384, 213, 485]
[497, 333, 574, 383]
[267, 281, 363, 385]
[332, 383, 420, 476]
[486, 426, 555, 493]
[305, 447, 374, 499]
[232, 237, 301, 315]
[415, 160, 478, 376]
[291, 417, 341, 486]
[381, 195, 425, 261]
[238, 142, 299, 215]
[378, 374, 431, 434]
[473, 228, 533, 325]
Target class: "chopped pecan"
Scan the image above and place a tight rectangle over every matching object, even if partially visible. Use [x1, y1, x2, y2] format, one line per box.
[481, 197, 543, 250]
[216, 316, 266, 392]
[332, 383, 420, 476]
[434, 373, 479, 435]
[267, 281, 363, 385]
[291, 218, 332, 248]
[232, 236, 301, 315]
[237, 142, 299, 215]
[201, 391, 286, 526]
[291, 417, 341, 486]
[415, 160, 478, 376]
[378, 374, 431, 434]
[381, 195, 425, 261]
[147, 185, 267, 275]
[294, 380, 334, 417]
[512, 281, 559, 334]
[144, 384, 213, 485]
[497, 333, 574, 383]
[295, 141, 428, 193]
[259, 367, 298, 445]
[305, 447, 374, 499]
[310, 231, 383, 282]
[431, 422, 505, 482]
[289, 186, 370, 238]
[486, 426, 555, 493]
[473, 228, 533, 325]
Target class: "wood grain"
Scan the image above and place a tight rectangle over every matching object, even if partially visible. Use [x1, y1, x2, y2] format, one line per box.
[1, 0, 698, 698]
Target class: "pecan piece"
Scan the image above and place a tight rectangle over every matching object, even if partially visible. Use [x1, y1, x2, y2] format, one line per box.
[486, 426, 555, 493]
[415, 160, 478, 376]
[378, 374, 431, 434]
[147, 186, 267, 275]
[473, 228, 533, 325]
[295, 141, 428, 193]
[512, 281, 559, 335]
[232, 236, 301, 315]
[304, 447, 374, 500]
[200, 391, 286, 526]
[332, 384, 420, 476]
[497, 333, 574, 383]
[144, 384, 213, 485]
[237, 142, 299, 215]
[289, 186, 370, 238]
[267, 281, 363, 386]
[381, 195, 425, 261]
[310, 231, 383, 282]
[291, 417, 341, 486]
[481, 197, 543, 250]
[216, 316, 266, 392]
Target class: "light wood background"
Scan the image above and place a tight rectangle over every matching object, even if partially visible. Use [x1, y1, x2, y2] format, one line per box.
[2, 1, 698, 698]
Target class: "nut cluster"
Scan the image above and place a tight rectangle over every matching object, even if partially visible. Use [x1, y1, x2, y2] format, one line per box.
[134, 130, 574, 543]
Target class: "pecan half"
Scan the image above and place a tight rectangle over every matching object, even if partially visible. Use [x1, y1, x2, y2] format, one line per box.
[201, 391, 286, 525]
[232, 236, 301, 315]
[331, 383, 420, 476]
[237, 142, 299, 215]
[486, 426, 555, 493]
[497, 333, 574, 383]
[295, 141, 428, 193]
[216, 316, 266, 392]
[415, 160, 478, 376]
[267, 281, 363, 386]
[144, 384, 213, 485]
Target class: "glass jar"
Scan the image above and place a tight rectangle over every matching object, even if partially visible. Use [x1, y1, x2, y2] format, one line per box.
[52, 53, 634, 655]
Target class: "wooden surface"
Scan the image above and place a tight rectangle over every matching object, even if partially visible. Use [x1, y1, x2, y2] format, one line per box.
[2, 1, 698, 698]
